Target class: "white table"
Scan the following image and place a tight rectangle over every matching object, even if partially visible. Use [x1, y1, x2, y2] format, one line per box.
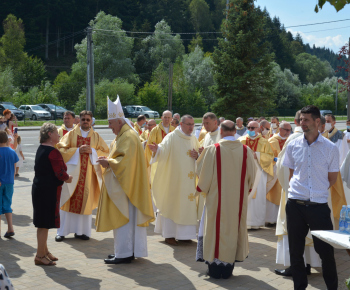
[311, 230, 350, 255]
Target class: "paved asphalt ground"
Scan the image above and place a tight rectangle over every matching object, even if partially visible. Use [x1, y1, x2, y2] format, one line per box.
[0, 123, 348, 289]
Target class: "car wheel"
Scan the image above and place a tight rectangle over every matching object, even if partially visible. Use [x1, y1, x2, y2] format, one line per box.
[32, 115, 37, 120]
[145, 114, 149, 118]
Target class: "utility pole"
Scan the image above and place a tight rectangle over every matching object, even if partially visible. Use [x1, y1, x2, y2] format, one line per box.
[167, 63, 173, 112]
[335, 79, 338, 115]
[348, 37, 350, 119]
[226, 0, 229, 20]
[86, 27, 95, 113]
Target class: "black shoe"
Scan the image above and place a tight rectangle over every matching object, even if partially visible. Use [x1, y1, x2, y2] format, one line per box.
[306, 264, 311, 275]
[108, 254, 135, 260]
[74, 234, 90, 240]
[275, 267, 292, 277]
[4, 232, 15, 238]
[104, 257, 132, 264]
[55, 235, 65, 242]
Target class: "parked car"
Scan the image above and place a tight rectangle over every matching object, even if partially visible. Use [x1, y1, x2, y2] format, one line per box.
[130, 105, 159, 118]
[37, 104, 67, 119]
[320, 110, 332, 116]
[18, 105, 51, 120]
[0, 102, 25, 120]
[122, 106, 138, 118]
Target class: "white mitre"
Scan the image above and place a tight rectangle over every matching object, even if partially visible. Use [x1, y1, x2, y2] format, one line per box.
[107, 96, 136, 132]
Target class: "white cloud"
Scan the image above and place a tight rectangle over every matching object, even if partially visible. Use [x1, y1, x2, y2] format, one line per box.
[287, 29, 347, 53]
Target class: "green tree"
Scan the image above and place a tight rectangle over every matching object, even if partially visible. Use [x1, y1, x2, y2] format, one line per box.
[189, 0, 213, 32]
[0, 67, 17, 102]
[315, 0, 350, 12]
[212, 0, 276, 119]
[0, 14, 26, 69]
[137, 82, 166, 109]
[295, 53, 334, 84]
[74, 78, 138, 118]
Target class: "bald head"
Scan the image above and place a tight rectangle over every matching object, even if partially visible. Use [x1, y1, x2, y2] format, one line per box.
[220, 120, 236, 138]
[279, 121, 292, 138]
[148, 119, 157, 132]
[162, 110, 172, 127]
[248, 121, 259, 137]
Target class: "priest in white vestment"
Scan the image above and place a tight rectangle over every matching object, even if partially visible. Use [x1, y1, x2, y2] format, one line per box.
[325, 114, 348, 166]
[148, 115, 199, 246]
[56, 111, 109, 242]
[196, 121, 256, 279]
[238, 121, 274, 229]
[96, 97, 154, 264]
[197, 112, 222, 219]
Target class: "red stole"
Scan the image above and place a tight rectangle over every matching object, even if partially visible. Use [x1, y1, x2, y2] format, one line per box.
[246, 137, 259, 152]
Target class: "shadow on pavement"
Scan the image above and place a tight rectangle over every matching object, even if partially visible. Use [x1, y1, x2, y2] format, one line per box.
[0, 238, 36, 278]
[14, 176, 31, 182]
[108, 259, 197, 289]
[43, 267, 102, 289]
[8, 213, 33, 227]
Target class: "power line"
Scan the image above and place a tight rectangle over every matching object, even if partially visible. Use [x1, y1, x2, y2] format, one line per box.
[286, 18, 350, 28]
[298, 25, 350, 34]
[93, 28, 222, 35]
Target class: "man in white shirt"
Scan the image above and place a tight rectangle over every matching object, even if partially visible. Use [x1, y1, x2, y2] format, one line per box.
[283, 105, 338, 290]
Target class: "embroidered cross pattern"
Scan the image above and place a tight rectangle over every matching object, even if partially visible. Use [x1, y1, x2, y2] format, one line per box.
[118, 112, 124, 117]
[188, 171, 195, 179]
[187, 150, 191, 156]
[188, 193, 195, 201]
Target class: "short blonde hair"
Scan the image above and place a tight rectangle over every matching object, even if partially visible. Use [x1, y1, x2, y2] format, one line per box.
[40, 123, 57, 143]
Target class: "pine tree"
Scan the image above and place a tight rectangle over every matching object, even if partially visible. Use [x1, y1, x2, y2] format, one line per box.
[212, 0, 275, 119]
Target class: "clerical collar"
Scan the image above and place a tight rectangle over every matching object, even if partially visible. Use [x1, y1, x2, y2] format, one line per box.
[249, 134, 258, 140]
[81, 128, 91, 138]
[223, 136, 236, 141]
[210, 127, 219, 133]
[328, 127, 335, 134]
[236, 126, 244, 130]
[179, 127, 191, 137]
[163, 125, 169, 134]
[67, 127, 73, 131]
[278, 133, 287, 140]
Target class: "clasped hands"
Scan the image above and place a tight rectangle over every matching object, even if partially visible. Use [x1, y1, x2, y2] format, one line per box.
[79, 144, 92, 154]
[148, 142, 199, 160]
[97, 156, 109, 168]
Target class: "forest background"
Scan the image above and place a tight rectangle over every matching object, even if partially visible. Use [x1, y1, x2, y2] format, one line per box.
[0, 0, 349, 119]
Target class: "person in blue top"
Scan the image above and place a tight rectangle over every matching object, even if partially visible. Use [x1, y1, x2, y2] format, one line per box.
[0, 131, 19, 238]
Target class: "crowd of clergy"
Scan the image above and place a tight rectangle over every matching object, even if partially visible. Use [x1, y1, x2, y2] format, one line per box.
[49, 97, 350, 288]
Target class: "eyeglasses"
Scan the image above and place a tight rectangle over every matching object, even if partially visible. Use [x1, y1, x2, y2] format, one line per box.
[247, 126, 258, 130]
[183, 123, 195, 127]
[81, 118, 91, 122]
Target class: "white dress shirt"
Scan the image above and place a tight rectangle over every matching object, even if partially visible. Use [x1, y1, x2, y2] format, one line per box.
[283, 132, 339, 203]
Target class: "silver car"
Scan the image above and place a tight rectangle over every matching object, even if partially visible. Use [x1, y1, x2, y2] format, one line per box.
[19, 105, 51, 120]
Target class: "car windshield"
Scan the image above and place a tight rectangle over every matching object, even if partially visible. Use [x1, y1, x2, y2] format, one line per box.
[31, 105, 45, 110]
[141, 106, 152, 111]
[3, 104, 17, 110]
[58, 106, 66, 110]
[46, 104, 56, 109]
[126, 107, 134, 112]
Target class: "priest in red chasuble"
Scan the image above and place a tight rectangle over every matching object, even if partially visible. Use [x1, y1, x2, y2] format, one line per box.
[196, 121, 256, 279]
[55, 111, 109, 242]
[58, 111, 76, 139]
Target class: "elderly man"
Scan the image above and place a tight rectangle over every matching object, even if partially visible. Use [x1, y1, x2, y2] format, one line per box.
[134, 115, 146, 136]
[196, 120, 256, 279]
[149, 115, 199, 245]
[238, 121, 274, 229]
[235, 117, 247, 136]
[325, 114, 348, 165]
[269, 116, 280, 137]
[173, 113, 180, 121]
[55, 111, 109, 242]
[171, 118, 179, 128]
[96, 97, 154, 264]
[74, 116, 80, 125]
[266, 121, 292, 225]
[259, 120, 271, 139]
[58, 111, 75, 139]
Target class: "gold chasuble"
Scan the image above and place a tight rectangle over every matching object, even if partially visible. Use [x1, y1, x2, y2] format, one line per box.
[134, 123, 143, 136]
[267, 134, 287, 205]
[140, 129, 149, 143]
[145, 122, 175, 168]
[198, 127, 208, 145]
[238, 134, 274, 177]
[196, 140, 256, 263]
[57, 126, 109, 215]
[197, 129, 221, 219]
[269, 127, 280, 138]
[58, 124, 72, 139]
[152, 128, 199, 226]
[95, 124, 154, 232]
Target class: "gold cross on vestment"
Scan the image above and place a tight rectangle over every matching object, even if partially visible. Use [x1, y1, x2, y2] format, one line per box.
[188, 171, 195, 179]
[188, 193, 195, 201]
[187, 150, 191, 157]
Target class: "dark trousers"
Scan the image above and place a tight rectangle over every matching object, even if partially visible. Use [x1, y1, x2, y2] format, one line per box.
[286, 199, 338, 290]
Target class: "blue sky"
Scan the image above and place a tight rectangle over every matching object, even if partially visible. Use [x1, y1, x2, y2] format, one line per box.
[255, 0, 350, 53]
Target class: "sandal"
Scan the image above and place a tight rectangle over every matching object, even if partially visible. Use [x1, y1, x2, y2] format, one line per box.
[34, 255, 56, 266]
[46, 252, 58, 261]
